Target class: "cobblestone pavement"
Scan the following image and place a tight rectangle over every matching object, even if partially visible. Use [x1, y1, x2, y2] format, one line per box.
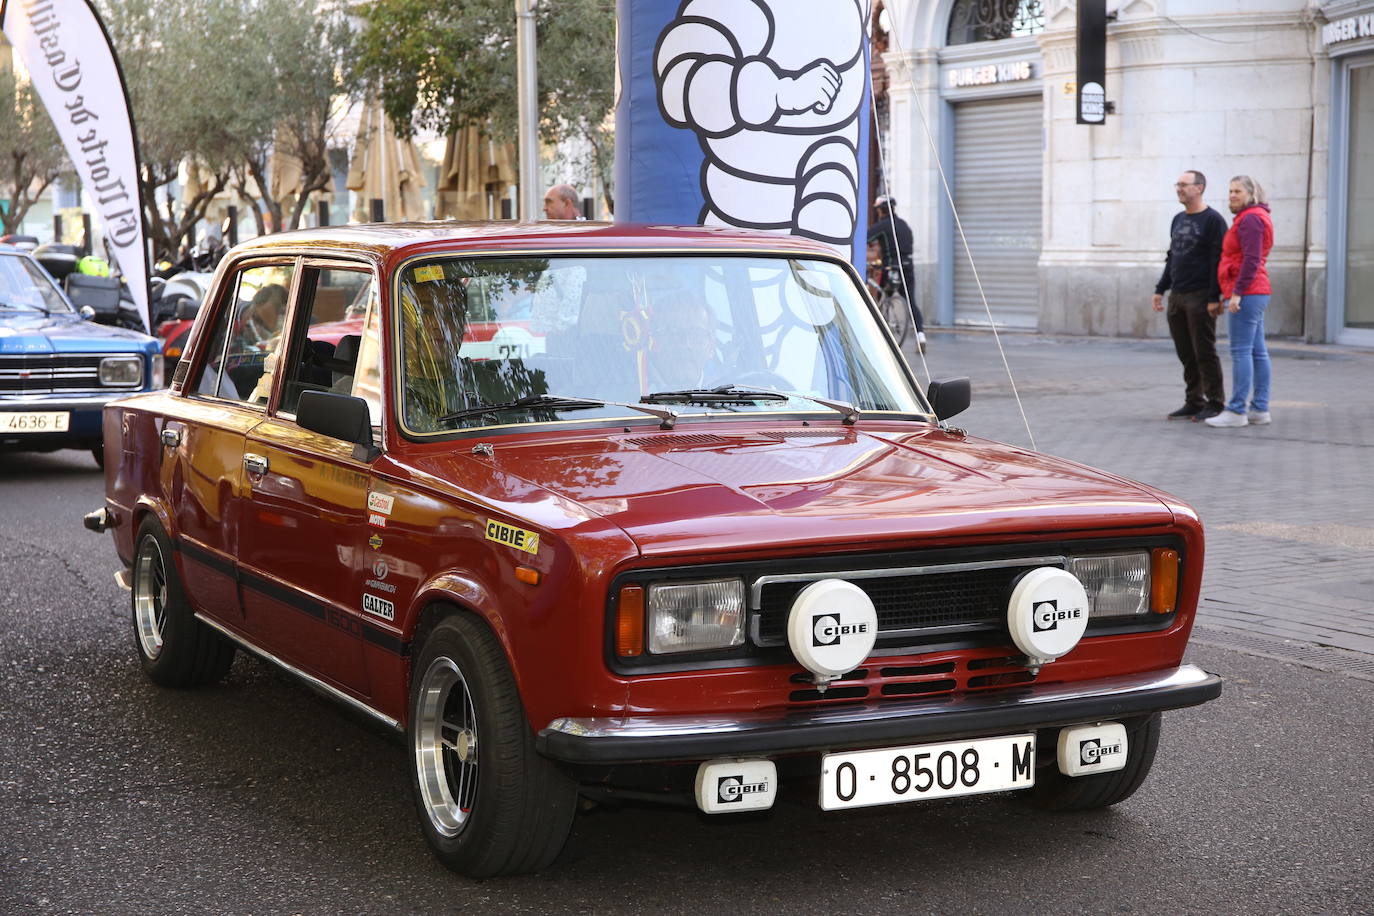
[903, 329, 1374, 679]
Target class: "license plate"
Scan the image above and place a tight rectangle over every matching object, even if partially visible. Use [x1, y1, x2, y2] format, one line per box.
[820, 733, 1035, 810]
[1, 411, 70, 433]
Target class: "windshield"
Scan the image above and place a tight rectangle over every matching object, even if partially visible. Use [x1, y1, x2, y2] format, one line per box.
[396, 254, 924, 433]
[0, 254, 71, 314]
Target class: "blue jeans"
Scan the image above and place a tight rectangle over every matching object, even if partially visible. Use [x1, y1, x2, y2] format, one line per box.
[1225, 294, 1271, 414]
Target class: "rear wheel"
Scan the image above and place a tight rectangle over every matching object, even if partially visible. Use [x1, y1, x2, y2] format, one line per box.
[131, 518, 234, 687]
[409, 613, 577, 877]
[880, 291, 912, 345]
[1024, 713, 1162, 811]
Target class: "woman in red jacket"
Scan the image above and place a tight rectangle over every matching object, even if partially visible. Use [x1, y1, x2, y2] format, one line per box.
[1206, 175, 1274, 428]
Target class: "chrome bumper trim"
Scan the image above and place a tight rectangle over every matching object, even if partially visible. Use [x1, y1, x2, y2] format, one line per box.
[195, 613, 401, 732]
[537, 664, 1220, 764]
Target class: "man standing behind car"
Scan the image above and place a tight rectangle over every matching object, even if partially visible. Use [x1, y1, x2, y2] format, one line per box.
[1152, 170, 1228, 421]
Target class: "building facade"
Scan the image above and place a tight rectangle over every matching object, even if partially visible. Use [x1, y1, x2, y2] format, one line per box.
[882, 0, 1369, 345]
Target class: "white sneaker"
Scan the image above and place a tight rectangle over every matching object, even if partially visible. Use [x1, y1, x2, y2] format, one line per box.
[1247, 410, 1271, 425]
[1204, 410, 1248, 428]
[917, 331, 928, 353]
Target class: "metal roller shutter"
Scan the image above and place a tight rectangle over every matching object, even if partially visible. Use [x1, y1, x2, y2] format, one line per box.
[951, 96, 1043, 328]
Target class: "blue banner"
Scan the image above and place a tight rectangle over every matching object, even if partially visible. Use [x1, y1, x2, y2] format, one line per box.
[615, 0, 871, 267]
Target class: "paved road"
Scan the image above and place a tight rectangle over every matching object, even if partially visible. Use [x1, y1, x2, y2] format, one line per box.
[2, 333, 1373, 913]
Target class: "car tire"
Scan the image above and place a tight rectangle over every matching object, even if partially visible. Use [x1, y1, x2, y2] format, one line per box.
[1023, 713, 1162, 812]
[131, 518, 235, 688]
[408, 612, 577, 877]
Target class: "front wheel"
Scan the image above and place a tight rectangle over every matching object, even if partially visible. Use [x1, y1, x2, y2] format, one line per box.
[1023, 713, 1162, 811]
[409, 613, 577, 877]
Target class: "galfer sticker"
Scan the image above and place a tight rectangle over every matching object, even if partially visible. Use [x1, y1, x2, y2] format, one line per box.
[363, 593, 395, 621]
[485, 519, 540, 555]
[367, 492, 394, 516]
[368, 513, 387, 528]
[414, 265, 444, 283]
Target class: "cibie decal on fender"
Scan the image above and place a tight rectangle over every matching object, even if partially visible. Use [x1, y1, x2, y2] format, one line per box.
[363, 593, 395, 621]
[485, 520, 540, 555]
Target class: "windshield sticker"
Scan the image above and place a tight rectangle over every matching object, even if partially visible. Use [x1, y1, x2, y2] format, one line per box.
[414, 265, 445, 283]
[486, 520, 540, 555]
[363, 593, 395, 621]
[367, 492, 394, 516]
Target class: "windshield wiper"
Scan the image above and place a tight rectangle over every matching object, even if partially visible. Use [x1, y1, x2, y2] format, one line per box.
[643, 384, 860, 425]
[0, 302, 50, 315]
[642, 385, 788, 405]
[439, 393, 681, 429]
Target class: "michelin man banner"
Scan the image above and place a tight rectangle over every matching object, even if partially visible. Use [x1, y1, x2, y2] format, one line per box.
[616, 0, 871, 267]
[2, 0, 150, 330]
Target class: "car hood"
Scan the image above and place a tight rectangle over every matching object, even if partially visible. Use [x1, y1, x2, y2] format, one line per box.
[0, 312, 155, 352]
[447, 425, 1177, 558]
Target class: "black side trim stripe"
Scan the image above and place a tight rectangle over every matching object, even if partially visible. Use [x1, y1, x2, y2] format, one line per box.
[174, 537, 407, 656]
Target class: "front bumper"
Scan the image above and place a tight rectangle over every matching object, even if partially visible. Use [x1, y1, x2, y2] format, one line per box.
[537, 664, 1221, 764]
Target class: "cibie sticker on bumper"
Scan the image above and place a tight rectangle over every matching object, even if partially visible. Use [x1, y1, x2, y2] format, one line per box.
[363, 593, 395, 621]
[485, 519, 540, 555]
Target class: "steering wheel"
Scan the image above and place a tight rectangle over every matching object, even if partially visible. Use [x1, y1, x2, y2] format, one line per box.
[714, 370, 792, 391]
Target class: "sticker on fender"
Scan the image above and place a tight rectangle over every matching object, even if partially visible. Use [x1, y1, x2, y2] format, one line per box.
[485, 519, 539, 554]
[820, 733, 1034, 811]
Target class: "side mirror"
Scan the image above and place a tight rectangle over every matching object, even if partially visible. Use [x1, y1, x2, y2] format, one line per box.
[926, 377, 971, 421]
[296, 390, 379, 457]
[79, 305, 96, 321]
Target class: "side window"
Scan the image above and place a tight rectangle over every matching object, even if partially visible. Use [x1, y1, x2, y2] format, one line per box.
[191, 263, 295, 404]
[278, 267, 380, 422]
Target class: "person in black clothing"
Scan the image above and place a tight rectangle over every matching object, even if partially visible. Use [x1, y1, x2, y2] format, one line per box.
[1152, 170, 1228, 421]
[868, 196, 926, 350]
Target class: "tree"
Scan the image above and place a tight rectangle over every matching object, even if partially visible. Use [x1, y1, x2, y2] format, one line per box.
[0, 65, 69, 235]
[99, 0, 277, 259]
[354, 0, 615, 204]
[229, 0, 354, 234]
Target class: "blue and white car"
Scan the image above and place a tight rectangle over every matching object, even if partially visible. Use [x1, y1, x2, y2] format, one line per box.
[0, 246, 162, 465]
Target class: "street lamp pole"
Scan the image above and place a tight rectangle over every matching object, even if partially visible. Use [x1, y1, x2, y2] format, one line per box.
[516, 0, 540, 221]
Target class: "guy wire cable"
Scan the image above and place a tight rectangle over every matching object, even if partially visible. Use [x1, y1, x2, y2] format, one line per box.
[872, 2, 1037, 451]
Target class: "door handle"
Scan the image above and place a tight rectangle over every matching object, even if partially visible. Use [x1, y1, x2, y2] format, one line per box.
[160, 427, 181, 448]
[243, 453, 269, 475]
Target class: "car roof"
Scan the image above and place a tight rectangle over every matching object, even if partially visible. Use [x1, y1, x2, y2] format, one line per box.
[228, 221, 844, 263]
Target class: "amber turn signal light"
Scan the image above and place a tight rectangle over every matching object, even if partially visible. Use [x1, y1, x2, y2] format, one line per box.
[515, 566, 541, 586]
[1151, 548, 1179, 614]
[616, 585, 645, 657]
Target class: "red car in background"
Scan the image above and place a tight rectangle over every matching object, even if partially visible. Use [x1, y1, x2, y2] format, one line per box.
[88, 222, 1220, 878]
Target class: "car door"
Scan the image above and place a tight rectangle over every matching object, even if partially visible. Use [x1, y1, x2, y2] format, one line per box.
[167, 258, 298, 625]
[237, 262, 379, 696]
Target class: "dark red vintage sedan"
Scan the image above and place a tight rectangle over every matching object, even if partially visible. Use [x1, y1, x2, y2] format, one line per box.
[88, 222, 1220, 877]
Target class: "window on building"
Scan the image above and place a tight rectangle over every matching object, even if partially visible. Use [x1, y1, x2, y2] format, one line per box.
[947, 0, 1045, 45]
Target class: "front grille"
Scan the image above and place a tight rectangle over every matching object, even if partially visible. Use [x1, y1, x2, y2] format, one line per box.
[751, 557, 1064, 649]
[785, 654, 1034, 706]
[0, 353, 140, 395]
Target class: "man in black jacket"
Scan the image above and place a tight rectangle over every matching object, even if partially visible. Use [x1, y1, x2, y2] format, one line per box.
[1152, 170, 1228, 421]
[868, 196, 925, 351]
